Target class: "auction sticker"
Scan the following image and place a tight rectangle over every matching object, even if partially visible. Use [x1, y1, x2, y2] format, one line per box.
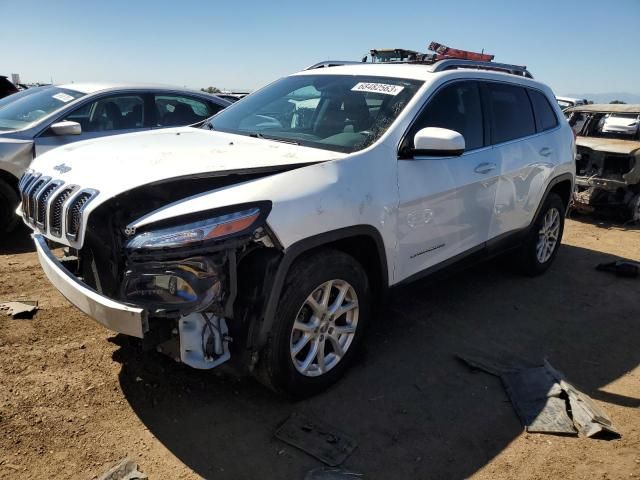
[52, 92, 75, 103]
[351, 82, 404, 96]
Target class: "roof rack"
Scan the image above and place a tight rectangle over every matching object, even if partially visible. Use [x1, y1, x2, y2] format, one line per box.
[306, 41, 533, 78]
[431, 59, 533, 78]
[305, 60, 363, 70]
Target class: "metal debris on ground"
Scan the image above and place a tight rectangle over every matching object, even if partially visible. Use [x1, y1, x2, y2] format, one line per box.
[0, 300, 38, 319]
[457, 353, 618, 438]
[96, 458, 147, 480]
[596, 260, 639, 278]
[304, 467, 363, 479]
[275, 412, 358, 466]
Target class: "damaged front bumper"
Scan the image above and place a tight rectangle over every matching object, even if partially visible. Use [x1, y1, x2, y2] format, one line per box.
[33, 234, 147, 338]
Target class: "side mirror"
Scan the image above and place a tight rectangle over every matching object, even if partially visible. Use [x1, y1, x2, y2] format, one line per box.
[412, 127, 465, 157]
[50, 121, 81, 136]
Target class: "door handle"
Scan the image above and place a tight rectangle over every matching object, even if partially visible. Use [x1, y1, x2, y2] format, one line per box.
[539, 147, 553, 157]
[474, 162, 497, 174]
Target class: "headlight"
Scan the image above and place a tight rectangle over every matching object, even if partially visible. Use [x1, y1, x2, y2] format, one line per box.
[126, 207, 261, 251]
[121, 256, 223, 313]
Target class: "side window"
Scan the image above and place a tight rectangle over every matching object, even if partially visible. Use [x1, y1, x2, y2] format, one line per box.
[64, 94, 144, 132]
[529, 89, 558, 132]
[410, 81, 484, 151]
[155, 95, 213, 127]
[485, 83, 535, 144]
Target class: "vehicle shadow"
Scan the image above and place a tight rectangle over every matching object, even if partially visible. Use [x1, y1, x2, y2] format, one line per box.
[0, 224, 35, 254]
[114, 243, 640, 479]
[567, 210, 640, 231]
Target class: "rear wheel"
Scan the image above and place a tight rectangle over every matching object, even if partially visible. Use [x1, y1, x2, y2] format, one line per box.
[257, 250, 370, 398]
[0, 179, 19, 233]
[513, 192, 565, 276]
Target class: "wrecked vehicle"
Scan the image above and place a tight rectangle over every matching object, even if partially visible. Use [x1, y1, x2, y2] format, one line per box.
[566, 104, 640, 220]
[19, 53, 574, 396]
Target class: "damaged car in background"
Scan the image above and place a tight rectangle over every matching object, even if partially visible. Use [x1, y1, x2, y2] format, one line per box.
[566, 104, 640, 221]
[17, 47, 574, 397]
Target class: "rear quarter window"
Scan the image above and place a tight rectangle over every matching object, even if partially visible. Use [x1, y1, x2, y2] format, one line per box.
[486, 83, 536, 144]
[529, 89, 558, 132]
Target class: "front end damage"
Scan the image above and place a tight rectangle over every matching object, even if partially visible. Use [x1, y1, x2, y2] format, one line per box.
[23, 171, 287, 371]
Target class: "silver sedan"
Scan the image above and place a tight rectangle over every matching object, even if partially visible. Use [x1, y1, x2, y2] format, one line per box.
[0, 83, 231, 231]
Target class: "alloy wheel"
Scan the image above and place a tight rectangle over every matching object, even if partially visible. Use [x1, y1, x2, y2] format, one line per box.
[289, 279, 359, 377]
[536, 207, 561, 263]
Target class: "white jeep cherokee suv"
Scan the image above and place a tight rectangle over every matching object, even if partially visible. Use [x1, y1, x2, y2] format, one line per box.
[19, 59, 575, 396]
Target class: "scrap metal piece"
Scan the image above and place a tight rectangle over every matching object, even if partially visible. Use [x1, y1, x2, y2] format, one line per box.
[0, 300, 38, 319]
[96, 458, 147, 480]
[275, 412, 357, 466]
[501, 367, 575, 435]
[457, 353, 618, 438]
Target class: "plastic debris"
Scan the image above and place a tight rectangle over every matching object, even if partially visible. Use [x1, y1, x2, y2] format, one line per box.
[457, 353, 618, 438]
[96, 458, 147, 480]
[0, 300, 38, 319]
[275, 412, 357, 466]
[305, 467, 363, 479]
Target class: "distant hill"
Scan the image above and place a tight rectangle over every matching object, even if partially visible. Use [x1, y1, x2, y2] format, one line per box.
[563, 92, 640, 104]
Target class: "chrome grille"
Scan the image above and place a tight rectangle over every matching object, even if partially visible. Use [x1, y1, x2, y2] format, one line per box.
[18, 171, 98, 241]
[35, 181, 62, 228]
[26, 177, 49, 222]
[49, 187, 75, 236]
[66, 191, 95, 240]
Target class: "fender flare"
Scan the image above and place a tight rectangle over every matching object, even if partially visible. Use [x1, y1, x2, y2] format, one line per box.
[252, 224, 388, 349]
[533, 172, 574, 219]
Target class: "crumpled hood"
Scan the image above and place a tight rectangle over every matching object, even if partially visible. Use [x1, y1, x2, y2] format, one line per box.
[576, 136, 640, 155]
[28, 126, 345, 201]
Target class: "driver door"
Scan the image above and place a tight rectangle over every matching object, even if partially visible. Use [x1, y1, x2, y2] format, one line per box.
[395, 80, 500, 282]
[34, 93, 148, 156]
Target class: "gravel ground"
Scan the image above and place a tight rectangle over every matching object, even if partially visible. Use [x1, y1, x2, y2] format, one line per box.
[0, 218, 638, 480]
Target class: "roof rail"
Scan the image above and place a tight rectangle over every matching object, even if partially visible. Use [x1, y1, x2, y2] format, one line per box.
[431, 58, 533, 78]
[305, 60, 362, 70]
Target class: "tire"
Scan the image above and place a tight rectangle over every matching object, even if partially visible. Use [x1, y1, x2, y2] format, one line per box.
[257, 249, 371, 398]
[0, 179, 20, 233]
[513, 192, 566, 276]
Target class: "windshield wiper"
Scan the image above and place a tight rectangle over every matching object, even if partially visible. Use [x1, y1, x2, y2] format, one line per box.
[248, 132, 299, 145]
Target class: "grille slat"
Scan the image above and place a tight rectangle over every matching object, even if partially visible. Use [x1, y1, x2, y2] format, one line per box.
[35, 182, 61, 227]
[66, 192, 93, 239]
[49, 187, 75, 236]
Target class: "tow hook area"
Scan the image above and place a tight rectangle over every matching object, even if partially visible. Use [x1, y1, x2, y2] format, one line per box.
[178, 312, 231, 369]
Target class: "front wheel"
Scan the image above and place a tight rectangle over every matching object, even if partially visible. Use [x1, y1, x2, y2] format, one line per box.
[514, 192, 566, 276]
[257, 250, 370, 398]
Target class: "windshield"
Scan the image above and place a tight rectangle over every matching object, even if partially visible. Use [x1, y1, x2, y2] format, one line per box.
[568, 111, 640, 140]
[0, 87, 85, 131]
[0, 86, 48, 110]
[208, 74, 423, 153]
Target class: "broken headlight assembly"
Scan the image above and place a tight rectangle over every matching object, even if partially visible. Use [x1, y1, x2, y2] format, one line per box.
[121, 256, 223, 313]
[121, 204, 269, 313]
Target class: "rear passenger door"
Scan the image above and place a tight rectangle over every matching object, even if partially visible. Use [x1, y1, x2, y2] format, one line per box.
[483, 82, 559, 240]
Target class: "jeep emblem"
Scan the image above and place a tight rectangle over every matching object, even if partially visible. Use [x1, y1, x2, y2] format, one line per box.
[53, 163, 72, 174]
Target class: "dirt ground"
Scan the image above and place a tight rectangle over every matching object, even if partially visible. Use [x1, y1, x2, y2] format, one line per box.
[0, 218, 638, 480]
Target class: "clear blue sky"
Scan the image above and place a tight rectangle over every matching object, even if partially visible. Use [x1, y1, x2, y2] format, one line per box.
[2, 0, 639, 95]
